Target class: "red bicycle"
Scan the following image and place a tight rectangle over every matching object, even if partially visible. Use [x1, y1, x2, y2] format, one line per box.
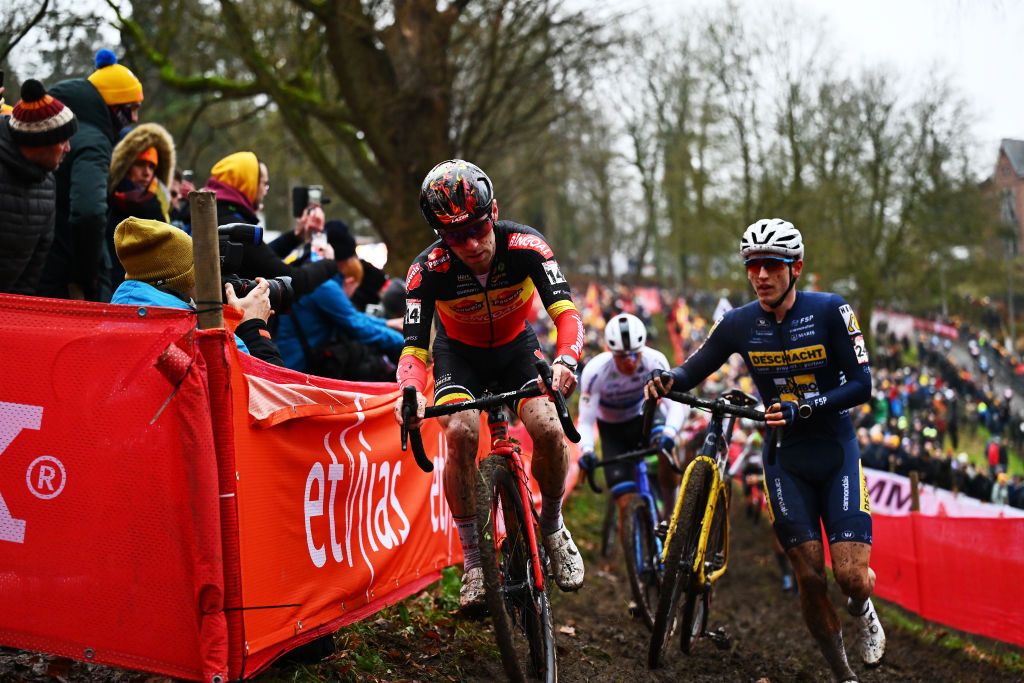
[401, 359, 580, 683]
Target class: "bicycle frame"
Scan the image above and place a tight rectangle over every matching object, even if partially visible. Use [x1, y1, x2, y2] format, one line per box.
[662, 409, 740, 587]
[486, 407, 546, 592]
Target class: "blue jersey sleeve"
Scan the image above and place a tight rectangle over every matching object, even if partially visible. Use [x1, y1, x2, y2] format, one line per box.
[805, 294, 872, 414]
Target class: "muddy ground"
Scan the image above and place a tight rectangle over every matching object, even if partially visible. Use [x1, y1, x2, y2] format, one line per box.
[3, 487, 1021, 682]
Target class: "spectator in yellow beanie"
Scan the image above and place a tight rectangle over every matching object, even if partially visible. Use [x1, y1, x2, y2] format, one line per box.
[110, 217, 284, 365]
[38, 49, 144, 301]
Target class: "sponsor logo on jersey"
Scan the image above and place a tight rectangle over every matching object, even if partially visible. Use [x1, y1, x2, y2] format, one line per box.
[492, 288, 524, 307]
[839, 304, 861, 335]
[406, 263, 423, 290]
[853, 334, 870, 364]
[508, 232, 553, 259]
[748, 344, 827, 368]
[425, 247, 451, 273]
[451, 298, 485, 314]
[773, 374, 819, 402]
[756, 317, 770, 329]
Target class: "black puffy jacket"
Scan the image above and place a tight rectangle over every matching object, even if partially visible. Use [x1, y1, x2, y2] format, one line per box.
[0, 123, 57, 294]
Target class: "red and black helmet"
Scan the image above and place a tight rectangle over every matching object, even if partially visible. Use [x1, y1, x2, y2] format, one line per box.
[419, 159, 494, 232]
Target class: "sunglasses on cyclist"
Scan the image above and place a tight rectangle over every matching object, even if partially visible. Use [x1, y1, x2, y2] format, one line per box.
[437, 219, 493, 245]
[613, 350, 640, 361]
[744, 256, 795, 274]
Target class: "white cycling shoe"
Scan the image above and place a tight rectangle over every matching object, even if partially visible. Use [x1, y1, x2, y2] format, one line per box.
[459, 566, 487, 615]
[542, 525, 585, 591]
[848, 597, 885, 667]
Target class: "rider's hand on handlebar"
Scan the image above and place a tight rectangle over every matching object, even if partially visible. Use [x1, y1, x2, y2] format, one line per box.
[545, 363, 577, 398]
[764, 401, 798, 428]
[578, 451, 597, 474]
[394, 388, 426, 428]
[644, 371, 674, 400]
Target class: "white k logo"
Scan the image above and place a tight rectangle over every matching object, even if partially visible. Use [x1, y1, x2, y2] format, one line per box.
[0, 402, 43, 544]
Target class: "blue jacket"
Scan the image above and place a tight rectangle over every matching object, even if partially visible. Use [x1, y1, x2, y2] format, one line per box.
[276, 274, 403, 372]
[111, 279, 251, 354]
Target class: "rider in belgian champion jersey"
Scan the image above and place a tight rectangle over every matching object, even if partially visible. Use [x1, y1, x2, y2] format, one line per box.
[646, 219, 884, 682]
[394, 160, 586, 611]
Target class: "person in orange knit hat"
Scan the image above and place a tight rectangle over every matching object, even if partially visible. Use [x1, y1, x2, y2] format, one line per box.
[107, 122, 177, 287]
[37, 49, 145, 301]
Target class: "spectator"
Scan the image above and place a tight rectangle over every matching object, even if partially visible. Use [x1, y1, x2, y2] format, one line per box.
[991, 472, 1010, 506]
[203, 151, 338, 299]
[0, 79, 77, 294]
[38, 49, 144, 301]
[168, 169, 195, 232]
[273, 221, 403, 380]
[110, 216, 283, 365]
[107, 122, 175, 286]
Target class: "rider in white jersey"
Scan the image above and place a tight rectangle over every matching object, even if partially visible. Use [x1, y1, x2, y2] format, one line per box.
[578, 314, 687, 515]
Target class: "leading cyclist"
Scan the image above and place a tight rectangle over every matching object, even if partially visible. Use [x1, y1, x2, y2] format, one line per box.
[577, 313, 687, 521]
[646, 219, 883, 682]
[394, 159, 586, 612]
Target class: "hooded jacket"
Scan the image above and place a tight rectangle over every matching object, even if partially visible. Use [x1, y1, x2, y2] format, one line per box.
[0, 123, 57, 294]
[107, 123, 177, 287]
[37, 78, 117, 300]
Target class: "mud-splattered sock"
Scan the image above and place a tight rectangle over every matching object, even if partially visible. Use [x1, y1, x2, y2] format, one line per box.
[847, 597, 868, 617]
[539, 494, 564, 536]
[454, 516, 481, 571]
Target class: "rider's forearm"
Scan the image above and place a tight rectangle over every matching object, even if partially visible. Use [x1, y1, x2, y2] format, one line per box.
[397, 347, 429, 392]
[807, 366, 872, 414]
[551, 306, 584, 361]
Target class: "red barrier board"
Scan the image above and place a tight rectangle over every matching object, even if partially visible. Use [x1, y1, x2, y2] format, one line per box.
[871, 513, 1024, 648]
[0, 295, 227, 681]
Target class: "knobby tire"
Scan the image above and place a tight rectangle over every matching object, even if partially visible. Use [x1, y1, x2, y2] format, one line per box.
[648, 458, 713, 669]
[476, 455, 557, 682]
[623, 496, 660, 630]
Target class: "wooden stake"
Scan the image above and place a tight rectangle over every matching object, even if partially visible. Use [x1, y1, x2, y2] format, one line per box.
[909, 470, 921, 512]
[189, 190, 224, 330]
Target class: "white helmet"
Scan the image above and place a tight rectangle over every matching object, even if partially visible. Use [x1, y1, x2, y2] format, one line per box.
[605, 313, 647, 352]
[740, 218, 804, 260]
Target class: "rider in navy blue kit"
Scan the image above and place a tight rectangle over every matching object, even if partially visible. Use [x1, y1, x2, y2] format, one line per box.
[646, 219, 884, 682]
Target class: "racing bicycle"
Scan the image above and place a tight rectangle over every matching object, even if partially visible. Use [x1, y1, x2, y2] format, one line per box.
[643, 379, 766, 667]
[401, 359, 581, 683]
[581, 444, 665, 629]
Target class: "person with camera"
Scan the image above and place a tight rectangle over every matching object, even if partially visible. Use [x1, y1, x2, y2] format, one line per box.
[203, 151, 339, 300]
[110, 216, 284, 365]
[274, 219, 403, 380]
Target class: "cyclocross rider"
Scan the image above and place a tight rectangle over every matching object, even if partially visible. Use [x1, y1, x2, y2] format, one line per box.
[394, 159, 586, 612]
[646, 219, 884, 682]
[578, 313, 687, 520]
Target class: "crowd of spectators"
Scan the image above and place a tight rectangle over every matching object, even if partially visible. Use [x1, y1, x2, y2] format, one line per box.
[0, 50, 403, 382]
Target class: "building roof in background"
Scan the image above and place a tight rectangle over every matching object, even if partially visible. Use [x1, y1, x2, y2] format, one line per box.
[1002, 139, 1024, 177]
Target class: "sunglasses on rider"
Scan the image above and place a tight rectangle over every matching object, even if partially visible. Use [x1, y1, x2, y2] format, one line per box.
[613, 350, 640, 361]
[744, 256, 795, 274]
[438, 219, 493, 245]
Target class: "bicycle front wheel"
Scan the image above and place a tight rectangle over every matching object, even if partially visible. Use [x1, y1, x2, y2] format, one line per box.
[623, 495, 661, 630]
[680, 483, 726, 653]
[476, 455, 557, 683]
[648, 458, 713, 669]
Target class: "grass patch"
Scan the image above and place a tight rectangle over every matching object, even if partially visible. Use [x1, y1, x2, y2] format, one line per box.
[875, 601, 1024, 673]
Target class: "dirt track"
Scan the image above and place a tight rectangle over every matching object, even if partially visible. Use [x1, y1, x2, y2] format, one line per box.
[3, 488, 1021, 682]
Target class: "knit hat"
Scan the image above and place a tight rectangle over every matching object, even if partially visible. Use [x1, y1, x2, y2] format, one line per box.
[136, 146, 158, 167]
[209, 151, 260, 205]
[8, 79, 78, 147]
[325, 219, 357, 260]
[87, 49, 144, 106]
[114, 217, 195, 293]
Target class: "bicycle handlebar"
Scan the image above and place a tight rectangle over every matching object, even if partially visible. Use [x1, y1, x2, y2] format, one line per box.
[399, 359, 581, 473]
[582, 446, 661, 494]
[642, 371, 767, 442]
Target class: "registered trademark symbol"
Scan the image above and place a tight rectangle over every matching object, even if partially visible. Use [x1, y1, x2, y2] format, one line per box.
[26, 456, 66, 500]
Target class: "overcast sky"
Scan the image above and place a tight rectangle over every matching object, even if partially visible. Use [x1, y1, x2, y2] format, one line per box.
[635, 0, 1024, 176]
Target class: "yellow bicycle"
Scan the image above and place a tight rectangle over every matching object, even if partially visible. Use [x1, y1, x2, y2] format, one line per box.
[644, 384, 766, 667]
